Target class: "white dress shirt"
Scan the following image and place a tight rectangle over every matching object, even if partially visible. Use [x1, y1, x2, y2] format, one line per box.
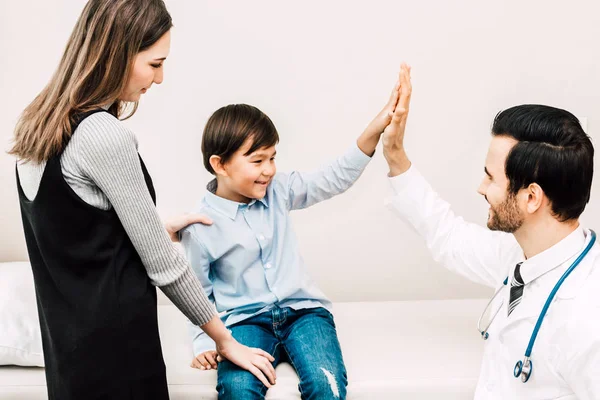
[386, 165, 600, 400]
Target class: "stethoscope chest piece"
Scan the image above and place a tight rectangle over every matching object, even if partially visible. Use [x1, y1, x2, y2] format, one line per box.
[514, 357, 533, 383]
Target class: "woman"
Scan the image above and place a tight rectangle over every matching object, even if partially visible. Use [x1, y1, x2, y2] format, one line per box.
[9, 0, 275, 399]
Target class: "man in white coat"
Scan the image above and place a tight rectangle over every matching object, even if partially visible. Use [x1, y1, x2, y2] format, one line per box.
[384, 64, 599, 399]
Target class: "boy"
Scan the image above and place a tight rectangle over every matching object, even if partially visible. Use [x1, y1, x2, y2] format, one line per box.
[181, 82, 400, 399]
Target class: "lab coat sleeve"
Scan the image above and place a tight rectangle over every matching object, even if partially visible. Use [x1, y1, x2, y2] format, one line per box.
[385, 165, 522, 288]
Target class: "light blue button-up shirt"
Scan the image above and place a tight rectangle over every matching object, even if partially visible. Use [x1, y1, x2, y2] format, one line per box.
[180, 143, 372, 354]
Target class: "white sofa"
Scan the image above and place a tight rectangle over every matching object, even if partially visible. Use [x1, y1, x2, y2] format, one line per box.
[0, 294, 487, 399]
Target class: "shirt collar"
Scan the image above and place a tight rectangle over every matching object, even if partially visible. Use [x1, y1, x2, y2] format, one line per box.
[518, 225, 586, 284]
[203, 179, 268, 220]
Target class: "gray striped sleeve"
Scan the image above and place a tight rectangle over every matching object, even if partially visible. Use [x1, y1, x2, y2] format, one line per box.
[75, 113, 216, 326]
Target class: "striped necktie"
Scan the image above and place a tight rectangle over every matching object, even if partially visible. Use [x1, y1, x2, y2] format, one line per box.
[508, 262, 525, 316]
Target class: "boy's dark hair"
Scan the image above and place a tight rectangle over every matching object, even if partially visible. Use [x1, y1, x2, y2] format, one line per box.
[492, 104, 594, 222]
[202, 104, 279, 175]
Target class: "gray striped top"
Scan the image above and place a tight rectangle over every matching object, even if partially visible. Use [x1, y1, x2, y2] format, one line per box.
[17, 112, 216, 326]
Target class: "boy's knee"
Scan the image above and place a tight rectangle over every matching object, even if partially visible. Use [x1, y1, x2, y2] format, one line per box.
[300, 367, 348, 400]
[217, 368, 266, 400]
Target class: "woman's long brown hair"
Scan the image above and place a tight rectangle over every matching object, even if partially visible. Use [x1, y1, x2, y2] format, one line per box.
[9, 0, 172, 163]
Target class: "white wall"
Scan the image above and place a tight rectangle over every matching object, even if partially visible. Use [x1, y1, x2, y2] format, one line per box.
[1, 0, 599, 302]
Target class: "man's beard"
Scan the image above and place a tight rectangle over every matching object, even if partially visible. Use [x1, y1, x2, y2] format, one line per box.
[487, 193, 524, 233]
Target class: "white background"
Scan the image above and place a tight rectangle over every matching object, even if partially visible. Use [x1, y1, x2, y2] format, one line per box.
[1, 0, 598, 301]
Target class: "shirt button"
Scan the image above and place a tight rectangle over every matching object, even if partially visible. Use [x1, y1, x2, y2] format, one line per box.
[265, 262, 272, 269]
[258, 234, 265, 241]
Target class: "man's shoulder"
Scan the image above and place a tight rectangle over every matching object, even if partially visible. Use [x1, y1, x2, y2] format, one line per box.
[558, 248, 600, 332]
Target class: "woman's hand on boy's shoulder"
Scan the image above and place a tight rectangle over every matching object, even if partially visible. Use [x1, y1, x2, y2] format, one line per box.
[165, 213, 213, 242]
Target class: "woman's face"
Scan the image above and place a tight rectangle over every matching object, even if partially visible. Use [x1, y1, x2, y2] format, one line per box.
[120, 30, 171, 102]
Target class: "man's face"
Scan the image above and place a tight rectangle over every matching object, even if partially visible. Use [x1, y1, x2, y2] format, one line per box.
[477, 136, 525, 233]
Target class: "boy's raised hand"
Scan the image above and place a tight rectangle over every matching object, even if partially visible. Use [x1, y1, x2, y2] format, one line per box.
[364, 79, 401, 138]
[382, 63, 412, 176]
[357, 65, 407, 157]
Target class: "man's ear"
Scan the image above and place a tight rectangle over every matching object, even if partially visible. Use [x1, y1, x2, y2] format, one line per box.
[524, 183, 545, 215]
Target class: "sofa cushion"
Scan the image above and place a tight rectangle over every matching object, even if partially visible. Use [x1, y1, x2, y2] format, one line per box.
[160, 299, 486, 399]
[0, 299, 487, 399]
[0, 262, 44, 367]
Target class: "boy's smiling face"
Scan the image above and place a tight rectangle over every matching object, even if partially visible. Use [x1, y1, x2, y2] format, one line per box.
[213, 137, 277, 204]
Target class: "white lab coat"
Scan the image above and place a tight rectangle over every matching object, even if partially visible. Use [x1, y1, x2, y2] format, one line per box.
[386, 165, 600, 399]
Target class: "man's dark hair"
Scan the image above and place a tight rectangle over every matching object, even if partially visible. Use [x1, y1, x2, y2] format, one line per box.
[492, 104, 593, 221]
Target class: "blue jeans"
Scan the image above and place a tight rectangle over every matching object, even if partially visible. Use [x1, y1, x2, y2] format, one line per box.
[216, 306, 347, 400]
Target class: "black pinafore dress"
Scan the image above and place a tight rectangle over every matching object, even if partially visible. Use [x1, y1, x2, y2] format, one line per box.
[16, 109, 170, 400]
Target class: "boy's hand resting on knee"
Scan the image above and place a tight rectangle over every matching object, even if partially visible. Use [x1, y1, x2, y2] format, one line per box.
[191, 350, 222, 370]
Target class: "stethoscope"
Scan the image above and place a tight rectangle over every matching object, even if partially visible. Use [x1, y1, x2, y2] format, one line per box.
[476, 229, 596, 384]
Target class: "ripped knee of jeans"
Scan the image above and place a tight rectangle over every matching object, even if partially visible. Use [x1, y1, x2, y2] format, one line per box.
[320, 367, 341, 398]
